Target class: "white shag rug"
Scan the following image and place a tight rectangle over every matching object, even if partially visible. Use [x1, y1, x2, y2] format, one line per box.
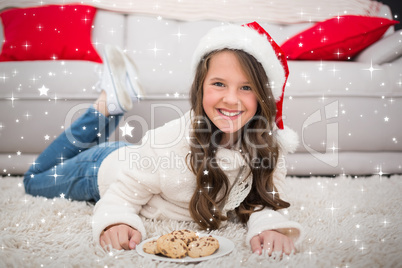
[1, 175, 401, 268]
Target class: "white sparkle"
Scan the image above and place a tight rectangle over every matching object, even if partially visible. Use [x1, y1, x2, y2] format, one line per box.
[58, 155, 65, 166]
[52, 94, 58, 103]
[0, 73, 8, 82]
[363, 60, 381, 80]
[6, 93, 18, 107]
[334, 49, 343, 58]
[329, 65, 339, 75]
[82, 16, 89, 24]
[329, 143, 339, 153]
[352, 237, 360, 245]
[375, 166, 388, 180]
[298, 9, 305, 18]
[268, 189, 277, 198]
[120, 123, 135, 137]
[172, 28, 185, 42]
[326, 202, 338, 216]
[204, 184, 213, 191]
[38, 85, 49, 96]
[48, 166, 63, 184]
[148, 43, 163, 57]
[22, 41, 31, 50]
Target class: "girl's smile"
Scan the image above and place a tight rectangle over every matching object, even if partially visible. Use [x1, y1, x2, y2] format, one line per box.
[217, 108, 243, 119]
[202, 50, 258, 144]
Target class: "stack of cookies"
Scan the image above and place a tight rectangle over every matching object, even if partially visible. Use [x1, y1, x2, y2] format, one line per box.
[142, 229, 220, 259]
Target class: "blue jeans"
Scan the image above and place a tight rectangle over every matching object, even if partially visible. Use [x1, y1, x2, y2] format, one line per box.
[23, 106, 129, 202]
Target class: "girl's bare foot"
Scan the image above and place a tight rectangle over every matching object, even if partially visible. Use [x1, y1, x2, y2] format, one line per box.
[94, 91, 109, 117]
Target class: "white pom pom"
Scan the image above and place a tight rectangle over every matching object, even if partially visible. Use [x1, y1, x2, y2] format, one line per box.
[275, 126, 299, 154]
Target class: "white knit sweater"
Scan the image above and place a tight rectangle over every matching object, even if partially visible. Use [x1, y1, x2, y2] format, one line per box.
[92, 111, 303, 246]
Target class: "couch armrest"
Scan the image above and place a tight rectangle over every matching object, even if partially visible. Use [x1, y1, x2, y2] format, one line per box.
[355, 29, 402, 65]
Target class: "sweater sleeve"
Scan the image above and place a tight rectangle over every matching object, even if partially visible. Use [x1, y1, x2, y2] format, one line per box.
[246, 208, 303, 246]
[245, 154, 303, 246]
[92, 137, 161, 246]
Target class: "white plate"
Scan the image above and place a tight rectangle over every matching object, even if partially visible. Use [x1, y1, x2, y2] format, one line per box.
[136, 234, 235, 263]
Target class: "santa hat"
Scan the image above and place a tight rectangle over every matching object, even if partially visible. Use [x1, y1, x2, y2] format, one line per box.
[191, 22, 298, 153]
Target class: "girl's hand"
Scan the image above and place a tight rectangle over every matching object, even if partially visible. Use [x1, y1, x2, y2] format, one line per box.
[100, 224, 142, 251]
[250, 230, 295, 256]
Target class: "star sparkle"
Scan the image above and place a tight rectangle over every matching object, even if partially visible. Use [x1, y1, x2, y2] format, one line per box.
[149, 43, 163, 57]
[48, 166, 63, 184]
[38, 85, 49, 96]
[0, 73, 8, 82]
[362, 60, 381, 80]
[326, 202, 339, 216]
[120, 123, 135, 137]
[204, 184, 213, 191]
[173, 28, 186, 42]
[6, 92, 18, 107]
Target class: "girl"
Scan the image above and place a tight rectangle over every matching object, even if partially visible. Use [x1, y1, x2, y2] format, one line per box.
[24, 22, 302, 256]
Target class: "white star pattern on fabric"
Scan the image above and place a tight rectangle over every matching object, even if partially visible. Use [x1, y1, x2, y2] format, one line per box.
[120, 123, 135, 137]
[38, 85, 49, 96]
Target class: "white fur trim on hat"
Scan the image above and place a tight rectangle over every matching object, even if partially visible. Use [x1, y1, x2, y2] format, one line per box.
[191, 24, 285, 101]
[275, 126, 299, 154]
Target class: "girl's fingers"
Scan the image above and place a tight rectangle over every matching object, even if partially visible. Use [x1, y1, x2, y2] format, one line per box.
[128, 229, 142, 249]
[263, 238, 274, 256]
[255, 230, 296, 257]
[108, 229, 123, 250]
[250, 235, 263, 255]
[273, 239, 285, 256]
[118, 228, 130, 250]
[100, 225, 141, 251]
[100, 234, 112, 251]
[282, 237, 292, 255]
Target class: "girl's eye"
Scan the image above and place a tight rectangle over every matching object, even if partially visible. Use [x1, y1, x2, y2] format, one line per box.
[213, 82, 225, 87]
[241, 86, 252, 91]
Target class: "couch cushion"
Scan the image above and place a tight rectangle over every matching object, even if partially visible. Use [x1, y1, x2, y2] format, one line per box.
[125, 16, 221, 97]
[0, 60, 101, 100]
[0, 4, 102, 62]
[280, 15, 398, 61]
[124, 16, 316, 97]
[91, 9, 126, 51]
[286, 60, 402, 97]
[355, 29, 402, 65]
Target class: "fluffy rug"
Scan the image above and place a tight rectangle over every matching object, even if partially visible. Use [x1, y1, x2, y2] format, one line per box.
[1, 175, 401, 268]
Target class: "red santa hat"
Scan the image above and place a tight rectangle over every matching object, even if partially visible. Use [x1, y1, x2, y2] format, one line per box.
[191, 21, 298, 153]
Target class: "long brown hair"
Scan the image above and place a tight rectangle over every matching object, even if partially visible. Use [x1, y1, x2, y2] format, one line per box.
[187, 49, 290, 230]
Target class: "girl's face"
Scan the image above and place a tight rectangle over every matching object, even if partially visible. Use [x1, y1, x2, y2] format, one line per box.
[202, 51, 258, 141]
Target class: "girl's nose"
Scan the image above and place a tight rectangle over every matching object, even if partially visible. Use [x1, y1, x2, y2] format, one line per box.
[223, 88, 240, 105]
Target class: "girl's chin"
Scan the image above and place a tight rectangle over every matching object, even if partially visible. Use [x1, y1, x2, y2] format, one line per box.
[216, 126, 241, 134]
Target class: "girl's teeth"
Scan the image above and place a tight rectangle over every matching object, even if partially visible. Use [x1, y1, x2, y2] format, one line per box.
[220, 109, 241, 117]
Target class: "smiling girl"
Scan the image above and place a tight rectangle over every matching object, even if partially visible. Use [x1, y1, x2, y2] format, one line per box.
[24, 22, 302, 256]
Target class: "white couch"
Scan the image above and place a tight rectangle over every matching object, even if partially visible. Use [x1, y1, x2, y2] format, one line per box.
[1, 3, 401, 176]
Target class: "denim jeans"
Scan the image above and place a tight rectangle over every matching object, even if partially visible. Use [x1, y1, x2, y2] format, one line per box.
[23, 106, 129, 202]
